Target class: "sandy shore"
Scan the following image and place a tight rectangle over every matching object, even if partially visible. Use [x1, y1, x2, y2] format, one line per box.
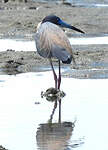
[0, 1, 108, 38]
[0, 1, 108, 78]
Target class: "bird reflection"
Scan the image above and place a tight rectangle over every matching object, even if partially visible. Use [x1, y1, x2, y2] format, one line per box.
[36, 122, 75, 150]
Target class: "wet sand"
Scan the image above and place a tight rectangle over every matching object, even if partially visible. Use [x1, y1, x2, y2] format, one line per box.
[0, 1, 108, 77]
[0, 45, 108, 78]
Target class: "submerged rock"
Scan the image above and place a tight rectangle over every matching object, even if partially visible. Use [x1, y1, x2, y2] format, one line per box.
[0, 145, 7, 150]
[41, 87, 66, 102]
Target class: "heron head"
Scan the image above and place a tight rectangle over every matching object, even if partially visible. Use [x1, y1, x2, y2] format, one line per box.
[42, 15, 85, 34]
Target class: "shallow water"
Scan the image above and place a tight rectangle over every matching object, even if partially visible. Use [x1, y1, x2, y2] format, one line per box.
[34, 0, 108, 8]
[70, 35, 108, 45]
[0, 39, 36, 51]
[0, 71, 108, 150]
[0, 35, 108, 51]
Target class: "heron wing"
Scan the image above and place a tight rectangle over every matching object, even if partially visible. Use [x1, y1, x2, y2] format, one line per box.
[35, 22, 74, 62]
[51, 45, 72, 64]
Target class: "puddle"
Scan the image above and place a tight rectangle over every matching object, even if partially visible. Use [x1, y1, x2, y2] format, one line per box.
[70, 3, 108, 8]
[66, 0, 108, 8]
[0, 35, 108, 52]
[63, 68, 108, 79]
[0, 72, 108, 150]
[91, 62, 108, 68]
[69, 36, 108, 45]
[34, 0, 108, 8]
[0, 39, 36, 51]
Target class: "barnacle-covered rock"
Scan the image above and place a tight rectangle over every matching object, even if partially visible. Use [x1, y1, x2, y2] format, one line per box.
[41, 87, 66, 102]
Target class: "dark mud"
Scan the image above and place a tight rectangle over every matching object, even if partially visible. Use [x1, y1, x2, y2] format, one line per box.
[0, 44, 108, 78]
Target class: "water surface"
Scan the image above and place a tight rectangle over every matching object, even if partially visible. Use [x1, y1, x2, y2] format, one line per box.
[0, 72, 108, 150]
[34, 0, 108, 8]
[0, 35, 108, 51]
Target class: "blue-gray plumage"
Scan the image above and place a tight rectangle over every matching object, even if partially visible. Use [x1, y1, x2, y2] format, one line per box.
[35, 15, 84, 89]
[35, 22, 73, 64]
[34, 15, 84, 122]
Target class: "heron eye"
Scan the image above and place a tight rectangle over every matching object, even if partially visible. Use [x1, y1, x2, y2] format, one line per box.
[56, 17, 60, 21]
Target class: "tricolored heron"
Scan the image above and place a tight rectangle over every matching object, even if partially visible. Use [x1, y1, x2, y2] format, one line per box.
[35, 15, 84, 89]
[34, 15, 84, 121]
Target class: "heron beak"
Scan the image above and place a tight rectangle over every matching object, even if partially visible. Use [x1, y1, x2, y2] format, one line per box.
[58, 19, 85, 34]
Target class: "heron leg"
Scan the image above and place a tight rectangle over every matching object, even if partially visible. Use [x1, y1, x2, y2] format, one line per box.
[58, 60, 61, 123]
[49, 58, 58, 111]
[49, 59, 57, 89]
[58, 60, 61, 90]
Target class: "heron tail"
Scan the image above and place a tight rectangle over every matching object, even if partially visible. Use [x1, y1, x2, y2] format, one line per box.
[62, 55, 72, 64]
[62, 54, 76, 65]
[51, 45, 75, 64]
